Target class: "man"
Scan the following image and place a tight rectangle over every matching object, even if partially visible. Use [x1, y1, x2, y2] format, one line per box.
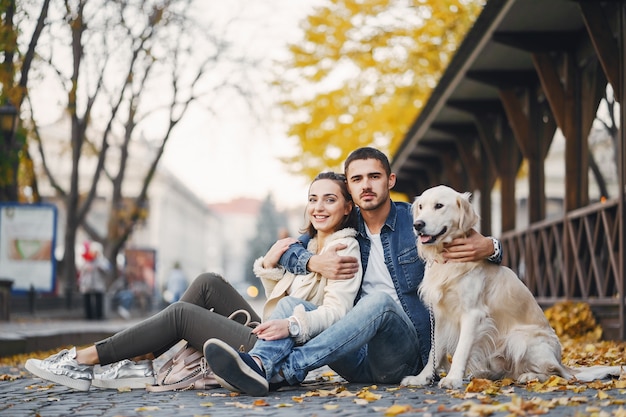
[204, 147, 501, 395]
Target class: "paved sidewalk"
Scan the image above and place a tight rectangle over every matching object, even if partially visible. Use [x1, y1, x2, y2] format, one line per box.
[2, 310, 626, 416]
[3, 362, 626, 417]
[0, 315, 150, 357]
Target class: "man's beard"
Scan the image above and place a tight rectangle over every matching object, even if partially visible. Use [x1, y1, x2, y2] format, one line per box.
[358, 195, 386, 212]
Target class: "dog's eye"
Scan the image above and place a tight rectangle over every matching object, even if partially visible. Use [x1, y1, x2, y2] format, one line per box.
[435, 203, 443, 209]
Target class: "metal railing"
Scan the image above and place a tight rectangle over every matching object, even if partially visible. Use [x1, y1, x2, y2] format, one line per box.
[500, 198, 623, 339]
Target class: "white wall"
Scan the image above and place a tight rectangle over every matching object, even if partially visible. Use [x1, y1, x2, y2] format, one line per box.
[127, 169, 214, 290]
[32, 116, 222, 295]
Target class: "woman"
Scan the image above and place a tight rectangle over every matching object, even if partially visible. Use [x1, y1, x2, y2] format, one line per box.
[25, 172, 362, 392]
[204, 170, 366, 395]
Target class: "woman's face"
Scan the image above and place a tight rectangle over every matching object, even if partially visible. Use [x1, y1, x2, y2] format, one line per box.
[307, 178, 352, 235]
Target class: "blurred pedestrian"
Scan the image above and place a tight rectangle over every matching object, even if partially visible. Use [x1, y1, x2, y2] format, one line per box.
[78, 242, 109, 320]
[163, 261, 188, 304]
[109, 270, 134, 320]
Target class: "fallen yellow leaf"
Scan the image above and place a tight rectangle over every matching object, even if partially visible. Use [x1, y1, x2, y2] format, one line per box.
[252, 399, 270, 407]
[384, 404, 411, 416]
[135, 406, 160, 411]
[466, 378, 494, 393]
[357, 390, 382, 402]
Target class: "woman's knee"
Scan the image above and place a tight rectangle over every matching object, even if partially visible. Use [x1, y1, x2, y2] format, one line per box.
[183, 272, 225, 297]
[192, 272, 226, 288]
[163, 301, 186, 317]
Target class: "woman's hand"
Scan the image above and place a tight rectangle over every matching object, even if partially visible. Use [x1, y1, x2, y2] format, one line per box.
[262, 237, 299, 268]
[252, 319, 290, 340]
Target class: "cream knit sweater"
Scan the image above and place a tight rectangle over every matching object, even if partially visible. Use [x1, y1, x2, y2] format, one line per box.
[253, 228, 362, 343]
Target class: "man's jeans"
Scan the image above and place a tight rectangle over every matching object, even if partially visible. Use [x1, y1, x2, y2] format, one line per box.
[252, 292, 424, 385]
[249, 296, 315, 382]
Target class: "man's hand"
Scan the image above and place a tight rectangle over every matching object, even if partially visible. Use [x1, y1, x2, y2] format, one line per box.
[442, 229, 494, 262]
[307, 244, 359, 280]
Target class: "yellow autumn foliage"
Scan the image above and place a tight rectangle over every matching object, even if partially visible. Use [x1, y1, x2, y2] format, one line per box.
[545, 300, 603, 342]
[276, 0, 485, 180]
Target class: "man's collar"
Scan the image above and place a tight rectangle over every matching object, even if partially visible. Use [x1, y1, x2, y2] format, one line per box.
[357, 199, 397, 235]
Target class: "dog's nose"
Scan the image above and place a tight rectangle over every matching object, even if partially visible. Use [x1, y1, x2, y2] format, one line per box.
[413, 220, 425, 232]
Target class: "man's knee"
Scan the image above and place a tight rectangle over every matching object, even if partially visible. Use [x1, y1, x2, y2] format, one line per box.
[357, 292, 398, 313]
[275, 296, 303, 312]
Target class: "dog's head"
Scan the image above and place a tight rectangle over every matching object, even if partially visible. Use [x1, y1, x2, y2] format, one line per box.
[411, 185, 479, 249]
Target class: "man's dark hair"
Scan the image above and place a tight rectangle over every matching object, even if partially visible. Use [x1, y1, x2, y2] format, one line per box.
[344, 147, 391, 176]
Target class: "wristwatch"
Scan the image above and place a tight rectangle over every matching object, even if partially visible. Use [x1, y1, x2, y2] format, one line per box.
[487, 237, 502, 263]
[287, 317, 301, 337]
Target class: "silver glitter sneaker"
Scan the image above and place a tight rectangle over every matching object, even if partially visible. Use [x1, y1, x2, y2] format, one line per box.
[92, 359, 155, 389]
[25, 347, 93, 391]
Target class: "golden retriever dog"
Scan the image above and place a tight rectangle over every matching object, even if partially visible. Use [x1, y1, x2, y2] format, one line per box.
[401, 185, 621, 389]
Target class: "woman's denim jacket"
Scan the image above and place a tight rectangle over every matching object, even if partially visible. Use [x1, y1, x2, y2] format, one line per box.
[278, 200, 432, 364]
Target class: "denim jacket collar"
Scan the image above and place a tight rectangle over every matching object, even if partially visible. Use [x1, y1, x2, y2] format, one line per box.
[356, 199, 398, 238]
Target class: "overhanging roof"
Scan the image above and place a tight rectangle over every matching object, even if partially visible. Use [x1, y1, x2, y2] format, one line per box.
[391, 0, 589, 194]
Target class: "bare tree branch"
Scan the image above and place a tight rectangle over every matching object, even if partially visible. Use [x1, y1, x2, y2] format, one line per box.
[25, 95, 66, 197]
[21, 0, 262, 294]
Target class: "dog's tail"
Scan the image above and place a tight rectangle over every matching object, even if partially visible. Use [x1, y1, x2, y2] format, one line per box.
[567, 365, 624, 382]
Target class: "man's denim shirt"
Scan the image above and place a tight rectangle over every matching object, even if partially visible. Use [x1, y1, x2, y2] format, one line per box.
[278, 200, 432, 365]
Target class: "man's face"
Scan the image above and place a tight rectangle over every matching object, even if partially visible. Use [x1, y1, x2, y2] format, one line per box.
[345, 158, 395, 212]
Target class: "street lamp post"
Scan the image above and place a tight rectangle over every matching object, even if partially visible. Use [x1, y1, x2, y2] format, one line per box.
[0, 102, 19, 202]
[0, 103, 17, 135]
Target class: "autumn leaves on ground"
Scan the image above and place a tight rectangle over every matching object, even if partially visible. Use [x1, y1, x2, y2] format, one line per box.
[2, 301, 626, 417]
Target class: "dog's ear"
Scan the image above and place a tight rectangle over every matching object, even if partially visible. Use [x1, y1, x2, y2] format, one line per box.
[457, 191, 479, 233]
[412, 195, 421, 217]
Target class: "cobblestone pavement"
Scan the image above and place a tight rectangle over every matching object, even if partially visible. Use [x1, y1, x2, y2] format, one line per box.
[3, 362, 626, 417]
[2, 310, 625, 416]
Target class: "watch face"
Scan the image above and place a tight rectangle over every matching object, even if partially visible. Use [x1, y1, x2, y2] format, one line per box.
[289, 321, 300, 336]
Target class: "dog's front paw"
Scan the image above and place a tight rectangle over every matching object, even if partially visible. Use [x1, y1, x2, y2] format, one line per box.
[438, 376, 463, 389]
[401, 374, 431, 387]
[517, 372, 544, 383]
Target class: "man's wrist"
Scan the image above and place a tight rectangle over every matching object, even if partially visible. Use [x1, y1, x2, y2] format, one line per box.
[486, 237, 502, 263]
[304, 253, 316, 273]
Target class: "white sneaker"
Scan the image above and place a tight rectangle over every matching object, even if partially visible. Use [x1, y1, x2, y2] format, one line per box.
[25, 347, 93, 391]
[92, 359, 155, 389]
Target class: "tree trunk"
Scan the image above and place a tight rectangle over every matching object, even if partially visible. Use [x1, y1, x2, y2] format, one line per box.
[62, 216, 78, 309]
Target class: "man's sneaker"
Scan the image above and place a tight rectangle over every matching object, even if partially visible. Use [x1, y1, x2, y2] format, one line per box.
[25, 347, 93, 391]
[203, 338, 269, 396]
[92, 359, 155, 389]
